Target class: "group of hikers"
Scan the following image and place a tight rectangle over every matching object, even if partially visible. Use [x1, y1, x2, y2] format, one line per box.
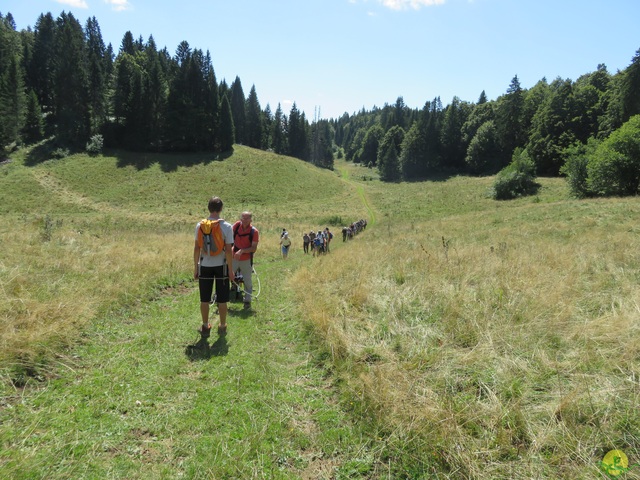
[341, 219, 368, 241]
[193, 195, 368, 339]
[284, 218, 368, 258]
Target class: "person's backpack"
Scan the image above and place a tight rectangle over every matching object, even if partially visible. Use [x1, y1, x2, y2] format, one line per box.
[233, 223, 256, 264]
[198, 219, 225, 256]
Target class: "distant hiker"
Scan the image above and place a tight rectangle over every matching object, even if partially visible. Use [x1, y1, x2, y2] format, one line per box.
[309, 231, 317, 253]
[313, 231, 324, 256]
[281, 228, 288, 239]
[342, 227, 348, 242]
[194, 196, 234, 337]
[232, 211, 259, 310]
[280, 232, 292, 258]
[325, 227, 333, 253]
[303, 232, 310, 254]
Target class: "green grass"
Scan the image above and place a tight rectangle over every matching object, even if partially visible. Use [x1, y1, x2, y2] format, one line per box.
[1, 145, 639, 478]
[1, 259, 376, 479]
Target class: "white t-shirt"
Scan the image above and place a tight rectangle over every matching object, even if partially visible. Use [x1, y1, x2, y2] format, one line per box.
[195, 217, 234, 267]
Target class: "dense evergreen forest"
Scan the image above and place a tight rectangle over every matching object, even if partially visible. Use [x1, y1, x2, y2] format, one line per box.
[1, 11, 640, 196]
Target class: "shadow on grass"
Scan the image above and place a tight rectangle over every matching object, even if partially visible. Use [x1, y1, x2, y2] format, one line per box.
[24, 140, 79, 166]
[185, 333, 229, 361]
[114, 149, 233, 172]
[22, 140, 234, 172]
[227, 306, 255, 319]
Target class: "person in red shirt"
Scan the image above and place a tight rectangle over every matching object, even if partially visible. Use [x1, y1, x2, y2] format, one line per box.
[232, 211, 259, 310]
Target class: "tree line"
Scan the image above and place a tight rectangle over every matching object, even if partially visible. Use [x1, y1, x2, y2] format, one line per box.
[2, 10, 639, 196]
[0, 11, 334, 169]
[331, 50, 640, 197]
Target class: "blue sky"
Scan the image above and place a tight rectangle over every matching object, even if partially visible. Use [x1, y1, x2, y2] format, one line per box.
[5, 0, 640, 119]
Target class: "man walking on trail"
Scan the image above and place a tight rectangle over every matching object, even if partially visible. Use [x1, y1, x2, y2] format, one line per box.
[232, 211, 259, 310]
[194, 196, 234, 337]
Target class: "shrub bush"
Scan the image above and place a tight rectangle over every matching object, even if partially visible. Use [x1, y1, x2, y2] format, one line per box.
[586, 115, 640, 196]
[51, 147, 70, 159]
[492, 148, 540, 200]
[86, 134, 104, 156]
[561, 139, 599, 198]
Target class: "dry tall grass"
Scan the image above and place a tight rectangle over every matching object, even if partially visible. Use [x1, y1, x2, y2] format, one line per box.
[0, 215, 189, 378]
[291, 197, 640, 478]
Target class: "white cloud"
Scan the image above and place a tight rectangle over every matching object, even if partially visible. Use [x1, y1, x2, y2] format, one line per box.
[380, 0, 445, 10]
[104, 0, 133, 12]
[55, 0, 89, 8]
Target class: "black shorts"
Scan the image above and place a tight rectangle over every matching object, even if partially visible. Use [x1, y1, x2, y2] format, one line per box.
[198, 265, 230, 303]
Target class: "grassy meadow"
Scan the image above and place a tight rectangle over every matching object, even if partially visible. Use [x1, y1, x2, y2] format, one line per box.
[1, 145, 639, 478]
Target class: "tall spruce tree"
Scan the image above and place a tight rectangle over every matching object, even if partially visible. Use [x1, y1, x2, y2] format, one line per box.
[164, 41, 192, 150]
[85, 16, 107, 135]
[53, 12, 90, 147]
[377, 125, 404, 181]
[262, 103, 273, 150]
[272, 103, 286, 154]
[440, 96, 469, 170]
[26, 13, 55, 136]
[141, 36, 167, 150]
[496, 75, 525, 165]
[230, 76, 246, 144]
[22, 89, 44, 144]
[288, 103, 309, 160]
[203, 50, 219, 151]
[0, 16, 26, 146]
[245, 85, 263, 149]
[219, 93, 234, 152]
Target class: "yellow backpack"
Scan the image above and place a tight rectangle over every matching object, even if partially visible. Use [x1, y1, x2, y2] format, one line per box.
[197, 219, 225, 256]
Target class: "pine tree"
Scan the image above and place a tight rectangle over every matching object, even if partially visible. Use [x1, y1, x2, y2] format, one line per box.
[164, 41, 192, 150]
[496, 75, 525, 165]
[262, 104, 273, 150]
[360, 124, 384, 167]
[230, 76, 246, 144]
[120, 31, 135, 55]
[0, 16, 26, 146]
[54, 12, 90, 147]
[25, 13, 55, 136]
[392, 96, 406, 129]
[288, 103, 309, 160]
[219, 93, 234, 152]
[85, 16, 107, 135]
[377, 126, 403, 181]
[245, 85, 263, 149]
[400, 122, 428, 179]
[440, 96, 470, 170]
[272, 103, 286, 154]
[141, 36, 168, 150]
[22, 89, 44, 144]
[203, 51, 219, 151]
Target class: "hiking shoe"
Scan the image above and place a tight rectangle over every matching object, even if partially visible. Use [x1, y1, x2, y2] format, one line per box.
[199, 323, 212, 338]
[243, 302, 251, 310]
[217, 324, 227, 335]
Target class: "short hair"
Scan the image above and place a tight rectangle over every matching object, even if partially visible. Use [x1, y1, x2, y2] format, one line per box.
[208, 196, 223, 213]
